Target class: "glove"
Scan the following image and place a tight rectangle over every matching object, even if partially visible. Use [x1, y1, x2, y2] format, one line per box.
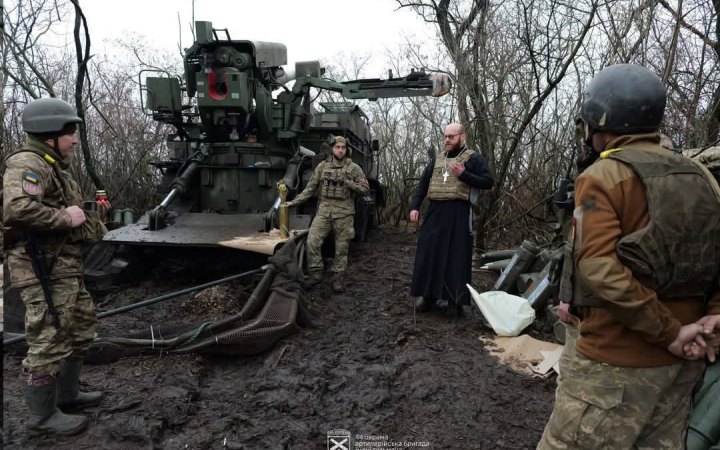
[285, 201, 294, 208]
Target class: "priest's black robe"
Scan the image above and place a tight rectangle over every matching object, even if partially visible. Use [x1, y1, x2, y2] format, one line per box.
[409, 147, 494, 306]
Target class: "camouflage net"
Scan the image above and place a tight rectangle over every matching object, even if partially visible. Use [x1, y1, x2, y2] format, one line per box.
[85, 237, 309, 363]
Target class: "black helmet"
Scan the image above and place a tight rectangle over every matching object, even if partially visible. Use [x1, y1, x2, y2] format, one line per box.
[22, 98, 82, 134]
[580, 64, 666, 134]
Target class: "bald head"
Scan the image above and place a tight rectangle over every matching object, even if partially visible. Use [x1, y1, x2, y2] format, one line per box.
[445, 123, 465, 135]
[443, 123, 467, 152]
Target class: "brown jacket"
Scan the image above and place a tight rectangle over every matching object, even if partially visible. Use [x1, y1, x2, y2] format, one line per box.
[573, 133, 720, 367]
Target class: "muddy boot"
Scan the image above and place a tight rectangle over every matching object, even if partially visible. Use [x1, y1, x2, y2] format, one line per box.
[332, 273, 345, 293]
[23, 374, 88, 436]
[305, 271, 323, 288]
[57, 357, 104, 410]
[415, 297, 435, 313]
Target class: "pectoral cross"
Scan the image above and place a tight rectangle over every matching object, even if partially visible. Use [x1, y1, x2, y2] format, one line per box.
[442, 170, 449, 183]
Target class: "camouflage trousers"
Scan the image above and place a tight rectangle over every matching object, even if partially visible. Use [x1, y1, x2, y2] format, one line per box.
[538, 324, 704, 450]
[306, 213, 354, 274]
[19, 277, 97, 376]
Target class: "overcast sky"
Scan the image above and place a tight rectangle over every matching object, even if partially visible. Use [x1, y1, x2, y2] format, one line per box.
[79, 0, 434, 76]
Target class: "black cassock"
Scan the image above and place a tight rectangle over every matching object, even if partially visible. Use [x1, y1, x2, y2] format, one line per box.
[409, 147, 494, 306]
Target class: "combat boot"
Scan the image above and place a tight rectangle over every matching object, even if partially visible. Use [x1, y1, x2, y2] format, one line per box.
[306, 271, 323, 287]
[332, 272, 345, 293]
[57, 357, 104, 410]
[22, 374, 88, 436]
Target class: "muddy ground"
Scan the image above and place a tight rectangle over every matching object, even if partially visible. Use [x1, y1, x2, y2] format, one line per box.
[3, 225, 557, 449]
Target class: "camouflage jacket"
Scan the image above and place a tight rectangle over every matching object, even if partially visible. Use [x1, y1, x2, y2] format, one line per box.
[3, 138, 106, 288]
[293, 157, 369, 217]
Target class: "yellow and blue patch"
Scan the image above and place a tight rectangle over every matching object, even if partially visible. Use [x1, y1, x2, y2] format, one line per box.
[22, 171, 41, 196]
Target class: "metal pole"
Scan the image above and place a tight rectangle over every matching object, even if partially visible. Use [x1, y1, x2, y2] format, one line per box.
[3, 266, 268, 346]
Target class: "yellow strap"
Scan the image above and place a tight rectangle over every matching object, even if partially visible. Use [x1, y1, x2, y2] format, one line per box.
[600, 147, 624, 159]
[43, 153, 57, 165]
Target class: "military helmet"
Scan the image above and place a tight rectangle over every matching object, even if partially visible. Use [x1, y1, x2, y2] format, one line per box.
[580, 64, 666, 134]
[22, 98, 83, 134]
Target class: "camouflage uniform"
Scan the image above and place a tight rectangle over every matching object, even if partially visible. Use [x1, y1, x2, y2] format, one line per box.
[292, 155, 369, 274]
[3, 138, 106, 376]
[538, 325, 704, 450]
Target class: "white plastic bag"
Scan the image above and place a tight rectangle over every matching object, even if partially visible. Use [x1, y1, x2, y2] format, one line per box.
[466, 284, 536, 337]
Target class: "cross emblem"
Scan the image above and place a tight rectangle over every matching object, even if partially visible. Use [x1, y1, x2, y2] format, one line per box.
[442, 170, 449, 183]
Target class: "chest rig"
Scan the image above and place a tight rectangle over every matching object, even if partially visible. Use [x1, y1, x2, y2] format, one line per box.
[320, 160, 351, 200]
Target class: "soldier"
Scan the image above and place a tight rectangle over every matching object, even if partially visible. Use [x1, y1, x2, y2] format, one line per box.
[286, 136, 369, 293]
[538, 64, 720, 450]
[3, 98, 108, 435]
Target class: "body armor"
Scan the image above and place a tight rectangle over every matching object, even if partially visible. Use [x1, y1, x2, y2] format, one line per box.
[572, 148, 720, 307]
[428, 148, 473, 201]
[609, 149, 720, 299]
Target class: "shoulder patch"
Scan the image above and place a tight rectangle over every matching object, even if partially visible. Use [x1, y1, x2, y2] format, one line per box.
[22, 172, 41, 196]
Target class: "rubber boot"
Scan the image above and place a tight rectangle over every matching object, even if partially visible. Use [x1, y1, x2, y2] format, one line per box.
[23, 376, 88, 435]
[415, 297, 435, 313]
[332, 273, 345, 293]
[57, 357, 104, 410]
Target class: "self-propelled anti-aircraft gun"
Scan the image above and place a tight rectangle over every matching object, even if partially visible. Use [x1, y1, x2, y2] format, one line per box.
[100, 21, 449, 260]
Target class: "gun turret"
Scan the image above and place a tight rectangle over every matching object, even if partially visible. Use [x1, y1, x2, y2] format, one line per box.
[104, 20, 451, 248]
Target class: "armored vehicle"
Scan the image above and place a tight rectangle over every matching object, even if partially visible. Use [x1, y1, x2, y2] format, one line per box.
[99, 21, 449, 260]
[4, 20, 450, 334]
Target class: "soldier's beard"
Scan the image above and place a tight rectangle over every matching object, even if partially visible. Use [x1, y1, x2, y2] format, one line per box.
[576, 143, 598, 173]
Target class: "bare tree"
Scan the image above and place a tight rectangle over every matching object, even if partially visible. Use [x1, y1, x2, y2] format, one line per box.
[396, 0, 598, 249]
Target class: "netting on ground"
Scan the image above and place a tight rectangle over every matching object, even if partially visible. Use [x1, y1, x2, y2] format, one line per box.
[85, 237, 309, 363]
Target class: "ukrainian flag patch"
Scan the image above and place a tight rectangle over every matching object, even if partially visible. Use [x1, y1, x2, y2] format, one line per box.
[22, 172, 41, 196]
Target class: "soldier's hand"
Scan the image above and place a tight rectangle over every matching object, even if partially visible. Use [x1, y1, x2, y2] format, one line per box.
[697, 314, 720, 336]
[449, 161, 465, 177]
[285, 201, 294, 208]
[668, 323, 707, 360]
[66, 205, 87, 228]
[97, 198, 112, 212]
[409, 210, 420, 223]
[557, 301, 579, 325]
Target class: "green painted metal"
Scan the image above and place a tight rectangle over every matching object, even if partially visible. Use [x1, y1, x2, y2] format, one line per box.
[687, 363, 720, 450]
[106, 20, 449, 248]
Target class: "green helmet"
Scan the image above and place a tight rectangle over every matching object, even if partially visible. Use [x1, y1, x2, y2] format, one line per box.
[22, 98, 82, 134]
[580, 64, 666, 134]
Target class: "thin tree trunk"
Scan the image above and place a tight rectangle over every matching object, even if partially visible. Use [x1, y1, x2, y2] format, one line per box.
[71, 0, 103, 189]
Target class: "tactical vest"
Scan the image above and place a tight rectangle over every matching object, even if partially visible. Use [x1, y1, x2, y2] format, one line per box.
[428, 148, 473, 201]
[573, 148, 720, 307]
[320, 161, 352, 200]
[612, 149, 720, 299]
